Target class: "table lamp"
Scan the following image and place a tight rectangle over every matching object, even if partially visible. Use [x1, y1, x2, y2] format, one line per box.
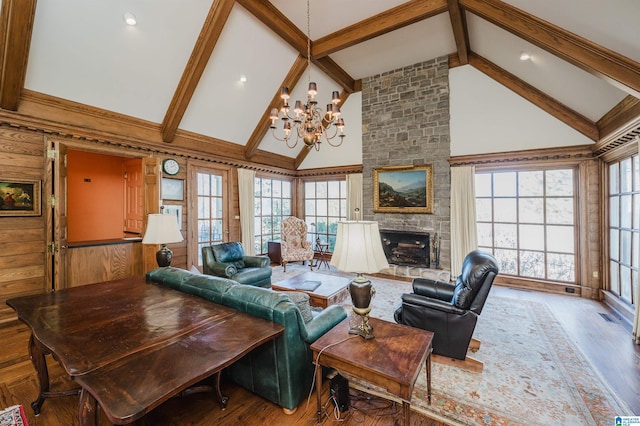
[330, 221, 389, 339]
[142, 213, 183, 267]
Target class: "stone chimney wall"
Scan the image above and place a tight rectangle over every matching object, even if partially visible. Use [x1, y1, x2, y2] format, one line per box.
[361, 56, 451, 271]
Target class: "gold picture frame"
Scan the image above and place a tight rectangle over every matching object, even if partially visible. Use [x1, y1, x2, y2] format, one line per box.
[373, 165, 433, 214]
[0, 179, 42, 217]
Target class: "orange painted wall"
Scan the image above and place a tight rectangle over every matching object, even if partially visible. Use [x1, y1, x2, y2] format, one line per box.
[68, 150, 127, 242]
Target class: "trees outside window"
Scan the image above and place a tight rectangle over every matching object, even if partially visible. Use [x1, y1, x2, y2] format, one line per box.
[304, 180, 347, 252]
[254, 177, 291, 254]
[475, 169, 576, 283]
[608, 154, 639, 308]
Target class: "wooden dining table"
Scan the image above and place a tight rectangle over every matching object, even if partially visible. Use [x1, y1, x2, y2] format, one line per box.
[6, 276, 284, 425]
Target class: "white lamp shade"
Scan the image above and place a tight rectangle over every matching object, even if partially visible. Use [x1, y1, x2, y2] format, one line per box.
[330, 221, 389, 273]
[142, 213, 183, 245]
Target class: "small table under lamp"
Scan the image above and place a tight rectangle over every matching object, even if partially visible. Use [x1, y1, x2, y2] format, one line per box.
[330, 221, 389, 339]
[142, 213, 183, 267]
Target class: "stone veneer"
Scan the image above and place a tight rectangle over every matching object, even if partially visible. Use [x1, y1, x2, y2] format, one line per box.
[361, 56, 451, 275]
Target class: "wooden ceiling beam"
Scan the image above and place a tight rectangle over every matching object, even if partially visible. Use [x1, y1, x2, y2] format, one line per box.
[469, 52, 599, 141]
[460, 0, 640, 98]
[245, 55, 308, 159]
[313, 0, 448, 59]
[597, 95, 640, 141]
[313, 57, 360, 93]
[0, 0, 37, 111]
[161, 0, 235, 143]
[447, 0, 469, 65]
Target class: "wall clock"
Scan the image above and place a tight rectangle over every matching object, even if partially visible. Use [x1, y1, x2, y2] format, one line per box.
[162, 158, 180, 176]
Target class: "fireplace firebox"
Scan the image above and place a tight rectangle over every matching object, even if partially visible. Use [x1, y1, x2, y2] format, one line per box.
[379, 230, 430, 268]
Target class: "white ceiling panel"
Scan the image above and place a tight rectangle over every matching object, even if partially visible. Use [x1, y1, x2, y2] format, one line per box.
[25, 0, 212, 123]
[502, 0, 640, 62]
[330, 14, 456, 80]
[450, 66, 593, 156]
[467, 13, 627, 122]
[180, 5, 298, 145]
[271, 0, 408, 39]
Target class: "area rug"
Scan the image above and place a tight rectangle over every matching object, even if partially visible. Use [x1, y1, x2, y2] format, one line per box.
[272, 264, 634, 425]
[0, 405, 28, 426]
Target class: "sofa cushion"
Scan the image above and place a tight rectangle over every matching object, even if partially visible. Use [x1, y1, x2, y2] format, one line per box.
[212, 242, 245, 264]
[280, 291, 313, 323]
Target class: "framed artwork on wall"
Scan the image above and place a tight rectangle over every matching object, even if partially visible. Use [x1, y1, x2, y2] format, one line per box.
[162, 205, 183, 230]
[373, 165, 433, 214]
[161, 178, 184, 201]
[0, 179, 41, 217]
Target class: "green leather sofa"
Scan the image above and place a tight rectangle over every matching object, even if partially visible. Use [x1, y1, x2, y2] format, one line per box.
[202, 242, 272, 288]
[145, 267, 347, 412]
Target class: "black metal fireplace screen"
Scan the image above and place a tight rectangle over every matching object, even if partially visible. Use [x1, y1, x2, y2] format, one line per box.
[379, 229, 430, 268]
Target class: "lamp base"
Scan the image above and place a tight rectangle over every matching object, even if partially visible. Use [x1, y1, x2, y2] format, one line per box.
[156, 244, 174, 267]
[348, 275, 376, 340]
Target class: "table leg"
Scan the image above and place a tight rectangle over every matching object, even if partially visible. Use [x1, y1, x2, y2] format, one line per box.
[315, 361, 323, 423]
[214, 372, 229, 409]
[78, 388, 98, 426]
[28, 333, 49, 415]
[402, 401, 411, 426]
[426, 349, 432, 404]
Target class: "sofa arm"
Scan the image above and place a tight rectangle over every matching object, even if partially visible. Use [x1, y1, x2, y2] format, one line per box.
[206, 261, 237, 278]
[401, 293, 466, 315]
[243, 255, 270, 268]
[302, 305, 348, 343]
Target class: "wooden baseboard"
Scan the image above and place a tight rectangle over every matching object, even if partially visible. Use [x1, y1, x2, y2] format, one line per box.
[433, 354, 484, 373]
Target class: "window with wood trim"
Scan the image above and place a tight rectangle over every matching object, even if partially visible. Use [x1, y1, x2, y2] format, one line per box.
[475, 169, 577, 283]
[304, 180, 347, 252]
[254, 177, 292, 255]
[608, 153, 639, 308]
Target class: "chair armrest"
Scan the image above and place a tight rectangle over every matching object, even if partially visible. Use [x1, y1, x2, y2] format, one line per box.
[205, 261, 237, 278]
[401, 293, 466, 315]
[243, 255, 270, 268]
[412, 278, 455, 301]
[302, 241, 313, 250]
[302, 305, 348, 343]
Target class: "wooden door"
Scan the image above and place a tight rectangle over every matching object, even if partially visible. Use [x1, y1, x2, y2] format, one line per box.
[124, 159, 143, 235]
[45, 140, 68, 291]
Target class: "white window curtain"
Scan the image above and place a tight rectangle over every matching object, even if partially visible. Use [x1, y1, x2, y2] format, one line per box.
[634, 138, 640, 345]
[450, 166, 478, 277]
[346, 173, 363, 220]
[237, 168, 255, 255]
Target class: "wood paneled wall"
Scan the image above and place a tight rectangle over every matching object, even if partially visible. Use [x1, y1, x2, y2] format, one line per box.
[66, 242, 143, 287]
[0, 128, 46, 307]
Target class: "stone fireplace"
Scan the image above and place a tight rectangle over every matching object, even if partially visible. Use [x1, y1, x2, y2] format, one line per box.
[361, 56, 451, 282]
[380, 229, 430, 268]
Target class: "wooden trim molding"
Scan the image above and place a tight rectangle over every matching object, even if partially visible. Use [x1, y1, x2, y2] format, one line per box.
[449, 145, 595, 168]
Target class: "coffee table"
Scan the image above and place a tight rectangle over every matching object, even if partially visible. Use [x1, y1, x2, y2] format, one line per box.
[310, 317, 433, 426]
[272, 271, 350, 308]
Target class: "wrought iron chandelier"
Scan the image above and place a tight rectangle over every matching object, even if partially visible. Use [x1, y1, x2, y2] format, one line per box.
[269, 0, 345, 151]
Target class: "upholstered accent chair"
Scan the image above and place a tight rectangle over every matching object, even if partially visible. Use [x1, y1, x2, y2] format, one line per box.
[202, 241, 272, 287]
[280, 216, 314, 272]
[394, 250, 499, 372]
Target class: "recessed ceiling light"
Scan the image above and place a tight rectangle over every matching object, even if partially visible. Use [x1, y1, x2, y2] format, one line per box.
[123, 12, 137, 26]
[519, 52, 530, 61]
[239, 74, 247, 84]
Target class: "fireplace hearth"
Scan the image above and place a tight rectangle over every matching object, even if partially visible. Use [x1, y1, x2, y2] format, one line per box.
[379, 229, 430, 268]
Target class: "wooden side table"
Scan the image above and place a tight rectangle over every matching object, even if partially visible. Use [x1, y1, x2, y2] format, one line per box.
[311, 317, 433, 426]
[314, 242, 330, 269]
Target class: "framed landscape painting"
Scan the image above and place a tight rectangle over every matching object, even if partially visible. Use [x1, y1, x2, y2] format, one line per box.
[373, 165, 433, 214]
[0, 179, 41, 216]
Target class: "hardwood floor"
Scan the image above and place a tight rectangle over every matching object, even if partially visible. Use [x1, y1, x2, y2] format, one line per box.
[1, 285, 638, 425]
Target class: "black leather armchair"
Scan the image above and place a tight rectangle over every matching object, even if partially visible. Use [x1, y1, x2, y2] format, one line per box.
[394, 250, 498, 369]
[202, 242, 272, 288]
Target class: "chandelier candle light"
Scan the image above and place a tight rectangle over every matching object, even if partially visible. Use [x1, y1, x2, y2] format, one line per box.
[269, 0, 345, 151]
[330, 221, 389, 339]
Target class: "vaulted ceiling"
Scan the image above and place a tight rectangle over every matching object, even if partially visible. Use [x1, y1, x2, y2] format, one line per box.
[0, 0, 638, 171]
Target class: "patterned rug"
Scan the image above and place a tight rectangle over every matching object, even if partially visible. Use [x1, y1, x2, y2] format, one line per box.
[0, 405, 28, 426]
[272, 264, 633, 425]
